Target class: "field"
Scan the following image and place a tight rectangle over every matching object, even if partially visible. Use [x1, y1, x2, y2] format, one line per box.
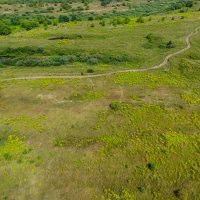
[0, 0, 200, 200]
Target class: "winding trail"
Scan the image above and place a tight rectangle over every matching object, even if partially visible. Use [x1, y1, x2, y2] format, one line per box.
[2, 26, 200, 81]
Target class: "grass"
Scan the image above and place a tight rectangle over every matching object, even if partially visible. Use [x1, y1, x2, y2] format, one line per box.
[0, 4, 200, 200]
[0, 12, 200, 76]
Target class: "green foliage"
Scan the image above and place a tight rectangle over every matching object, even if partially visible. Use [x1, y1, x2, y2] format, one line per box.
[138, 187, 145, 193]
[0, 22, 11, 35]
[70, 92, 104, 101]
[58, 15, 70, 23]
[103, 188, 135, 200]
[181, 92, 200, 105]
[99, 20, 106, 26]
[0, 135, 27, 160]
[114, 71, 185, 88]
[166, 41, 175, 48]
[0, 115, 46, 132]
[87, 68, 94, 73]
[20, 20, 39, 30]
[147, 163, 156, 171]
[1, 46, 45, 56]
[109, 101, 122, 111]
[100, 0, 112, 6]
[0, 51, 130, 67]
[99, 133, 127, 149]
[136, 16, 144, 23]
[61, 3, 71, 10]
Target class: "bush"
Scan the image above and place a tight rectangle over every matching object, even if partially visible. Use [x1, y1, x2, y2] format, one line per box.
[124, 17, 130, 24]
[99, 20, 105, 26]
[101, 0, 112, 6]
[20, 20, 39, 30]
[4, 153, 12, 160]
[0, 22, 11, 35]
[87, 58, 99, 65]
[109, 101, 121, 111]
[185, 1, 193, 8]
[173, 189, 181, 198]
[58, 15, 70, 23]
[147, 163, 156, 171]
[166, 41, 175, 48]
[136, 16, 144, 23]
[61, 3, 71, 10]
[146, 33, 154, 42]
[88, 16, 94, 21]
[138, 187, 145, 193]
[2, 46, 45, 55]
[87, 69, 94, 73]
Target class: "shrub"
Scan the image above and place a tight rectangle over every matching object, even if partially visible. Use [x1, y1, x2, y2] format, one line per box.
[99, 20, 105, 26]
[101, 0, 112, 6]
[0, 22, 11, 35]
[4, 153, 12, 160]
[58, 15, 70, 23]
[88, 16, 94, 21]
[146, 33, 154, 42]
[87, 58, 99, 65]
[185, 1, 193, 8]
[138, 187, 145, 193]
[87, 69, 94, 73]
[124, 17, 130, 24]
[109, 101, 121, 111]
[166, 41, 175, 48]
[173, 189, 181, 198]
[20, 20, 39, 30]
[61, 3, 71, 10]
[136, 16, 144, 23]
[147, 163, 156, 171]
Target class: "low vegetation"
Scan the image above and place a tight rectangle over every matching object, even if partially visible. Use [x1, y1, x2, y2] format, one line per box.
[0, 0, 199, 199]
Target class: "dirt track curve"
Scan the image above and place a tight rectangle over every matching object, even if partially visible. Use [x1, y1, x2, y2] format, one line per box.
[1, 26, 200, 81]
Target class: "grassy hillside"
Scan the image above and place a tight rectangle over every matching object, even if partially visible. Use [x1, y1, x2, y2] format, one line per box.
[0, 12, 200, 75]
[0, 31, 200, 199]
[0, 1, 200, 200]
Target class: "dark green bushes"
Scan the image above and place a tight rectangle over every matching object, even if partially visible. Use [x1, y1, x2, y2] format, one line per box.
[0, 53, 130, 67]
[20, 20, 39, 30]
[111, 17, 131, 26]
[0, 22, 11, 35]
[136, 16, 144, 23]
[1, 46, 45, 56]
[170, 0, 194, 10]
[48, 34, 82, 40]
[109, 101, 122, 111]
[87, 69, 94, 73]
[58, 15, 70, 23]
[166, 41, 175, 48]
[147, 163, 156, 171]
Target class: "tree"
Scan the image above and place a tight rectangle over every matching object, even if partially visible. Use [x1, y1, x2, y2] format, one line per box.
[0, 22, 11, 35]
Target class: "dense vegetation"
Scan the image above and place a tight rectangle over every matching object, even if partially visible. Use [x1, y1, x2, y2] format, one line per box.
[0, 0, 197, 35]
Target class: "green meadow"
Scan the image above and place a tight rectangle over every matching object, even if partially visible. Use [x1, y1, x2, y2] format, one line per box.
[0, 0, 200, 199]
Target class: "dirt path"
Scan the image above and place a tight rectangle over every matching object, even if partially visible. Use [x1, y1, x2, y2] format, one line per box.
[2, 26, 200, 81]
